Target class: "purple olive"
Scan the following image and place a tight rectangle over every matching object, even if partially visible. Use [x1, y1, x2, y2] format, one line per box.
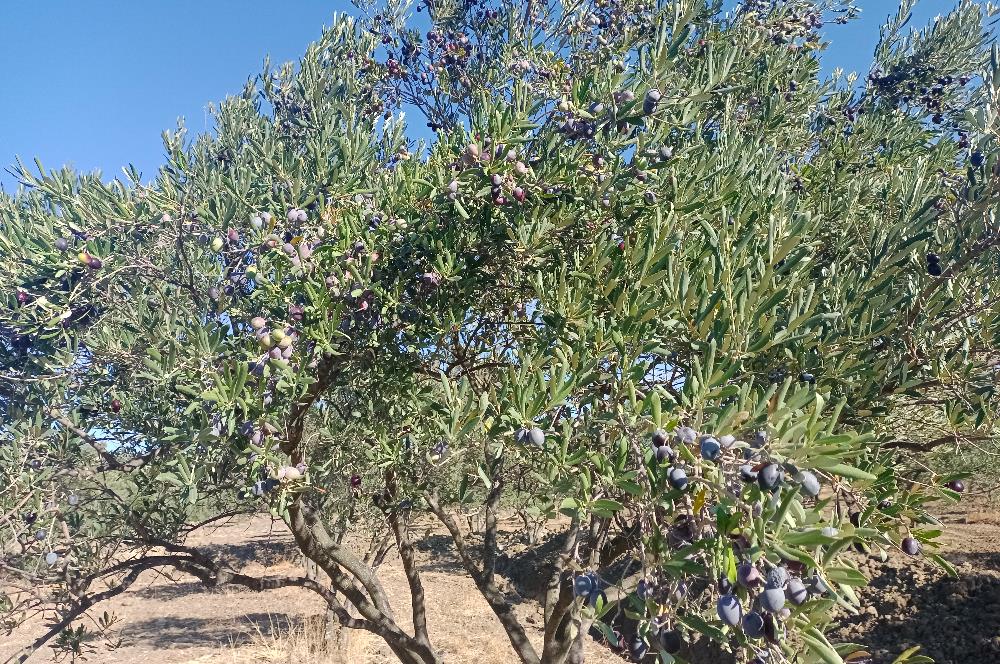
[657, 628, 682, 654]
[643, 88, 661, 115]
[786, 577, 808, 605]
[757, 463, 784, 492]
[700, 436, 722, 462]
[54, 237, 69, 252]
[667, 467, 688, 490]
[760, 587, 786, 613]
[742, 611, 765, 638]
[573, 573, 595, 597]
[674, 426, 697, 445]
[765, 567, 789, 589]
[740, 464, 759, 482]
[655, 445, 674, 463]
[628, 635, 647, 661]
[651, 429, 668, 447]
[902, 537, 922, 556]
[737, 563, 762, 588]
[717, 594, 742, 627]
[946, 479, 965, 493]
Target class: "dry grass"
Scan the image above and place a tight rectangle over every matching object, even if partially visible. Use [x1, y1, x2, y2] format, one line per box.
[223, 613, 368, 664]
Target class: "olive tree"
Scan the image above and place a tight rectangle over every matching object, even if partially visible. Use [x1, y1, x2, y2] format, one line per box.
[2, 1, 999, 663]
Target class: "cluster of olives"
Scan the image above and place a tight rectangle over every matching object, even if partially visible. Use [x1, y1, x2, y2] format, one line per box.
[650, 425, 823, 501]
[450, 139, 534, 207]
[716, 560, 822, 643]
[250, 316, 297, 366]
[238, 419, 280, 448]
[640, 424, 843, 656]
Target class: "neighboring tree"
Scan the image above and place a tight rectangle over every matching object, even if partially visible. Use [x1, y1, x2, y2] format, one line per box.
[2, 1, 999, 663]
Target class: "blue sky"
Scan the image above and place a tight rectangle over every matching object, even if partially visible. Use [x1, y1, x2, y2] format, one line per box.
[0, 1, 963, 192]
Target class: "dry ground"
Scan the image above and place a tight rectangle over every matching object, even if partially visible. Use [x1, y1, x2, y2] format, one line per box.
[3, 499, 999, 664]
[1, 514, 619, 664]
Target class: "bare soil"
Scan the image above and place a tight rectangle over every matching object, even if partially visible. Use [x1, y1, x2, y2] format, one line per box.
[3, 499, 999, 664]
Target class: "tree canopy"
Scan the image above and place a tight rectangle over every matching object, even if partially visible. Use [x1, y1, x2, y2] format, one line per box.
[2, 1, 999, 663]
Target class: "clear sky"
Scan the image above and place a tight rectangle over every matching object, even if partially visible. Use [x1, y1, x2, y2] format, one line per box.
[0, 1, 964, 192]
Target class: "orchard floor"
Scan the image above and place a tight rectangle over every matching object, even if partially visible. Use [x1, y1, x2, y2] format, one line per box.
[3, 497, 999, 664]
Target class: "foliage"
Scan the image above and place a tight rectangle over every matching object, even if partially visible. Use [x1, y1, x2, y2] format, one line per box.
[2, 1, 1000, 663]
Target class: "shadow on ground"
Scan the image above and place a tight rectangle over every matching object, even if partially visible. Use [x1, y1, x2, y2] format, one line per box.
[201, 534, 298, 567]
[831, 552, 1000, 664]
[119, 613, 295, 649]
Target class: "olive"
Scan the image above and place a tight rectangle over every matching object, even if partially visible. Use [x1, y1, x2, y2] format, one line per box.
[667, 467, 688, 490]
[643, 88, 662, 115]
[737, 563, 762, 588]
[765, 567, 789, 589]
[700, 437, 722, 462]
[902, 537, 922, 556]
[655, 445, 675, 463]
[760, 587, 786, 613]
[716, 594, 742, 627]
[742, 611, 765, 638]
[674, 426, 697, 445]
[573, 573, 595, 597]
[740, 464, 759, 482]
[786, 577, 808, 605]
[757, 463, 784, 491]
[657, 628, 682, 654]
[796, 470, 821, 497]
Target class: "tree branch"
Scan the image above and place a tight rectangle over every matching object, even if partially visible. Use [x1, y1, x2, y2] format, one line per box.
[425, 491, 540, 664]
